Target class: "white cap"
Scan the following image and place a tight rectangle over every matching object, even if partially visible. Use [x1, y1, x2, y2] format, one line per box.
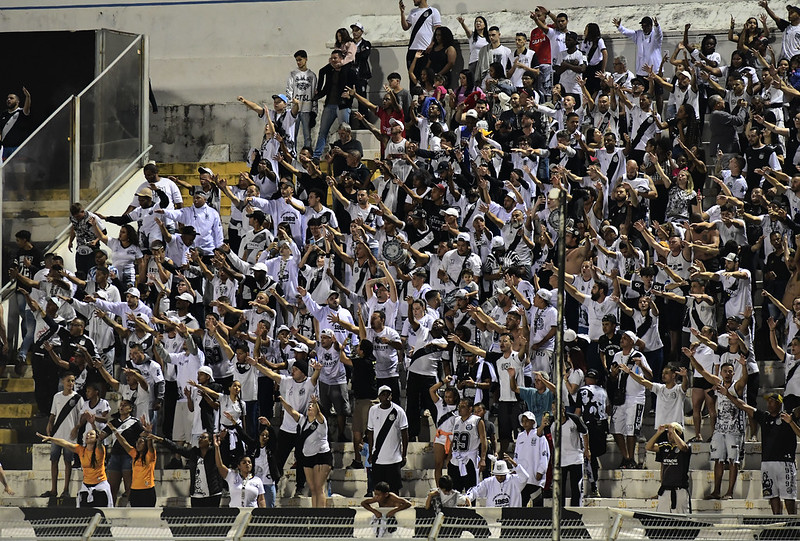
[623, 330, 639, 343]
[389, 117, 404, 130]
[491, 236, 505, 249]
[291, 343, 309, 353]
[519, 411, 537, 426]
[198, 366, 214, 382]
[492, 460, 511, 476]
[176, 292, 194, 303]
[564, 329, 577, 343]
[198, 166, 214, 176]
[536, 288, 552, 303]
[125, 287, 141, 298]
[251, 262, 269, 272]
[456, 232, 471, 242]
[378, 385, 392, 395]
[276, 325, 290, 334]
[465, 109, 479, 119]
[443, 207, 459, 217]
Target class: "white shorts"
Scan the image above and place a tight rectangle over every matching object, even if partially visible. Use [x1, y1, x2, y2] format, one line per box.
[657, 487, 690, 514]
[709, 431, 744, 464]
[762, 461, 798, 500]
[610, 402, 644, 437]
[171, 401, 193, 443]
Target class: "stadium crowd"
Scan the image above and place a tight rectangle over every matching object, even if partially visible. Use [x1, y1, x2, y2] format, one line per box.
[8, 0, 800, 518]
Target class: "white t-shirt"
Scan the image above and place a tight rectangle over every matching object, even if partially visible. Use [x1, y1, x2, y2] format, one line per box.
[651, 382, 685, 429]
[50, 391, 84, 441]
[611, 350, 651, 404]
[225, 470, 264, 507]
[369, 326, 401, 379]
[367, 404, 409, 464]
[716, 268, 752, 318]
[279, 375, 317, 433]
[406, 6, 441, 51]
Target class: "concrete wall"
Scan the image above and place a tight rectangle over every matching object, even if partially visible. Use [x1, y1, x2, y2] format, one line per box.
[0, 0, 775, 161]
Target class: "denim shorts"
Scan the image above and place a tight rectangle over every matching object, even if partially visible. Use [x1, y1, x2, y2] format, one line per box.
[50, 443, 75, 463]
[107, 452, 132, 472]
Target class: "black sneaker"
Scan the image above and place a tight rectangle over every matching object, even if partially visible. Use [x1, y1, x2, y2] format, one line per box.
[347, 460, 364, 470]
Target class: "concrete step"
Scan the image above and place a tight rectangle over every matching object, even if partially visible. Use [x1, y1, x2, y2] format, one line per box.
[596, 469, 764, 500]
[585, 497, 774, 513]
[0, 416, 48, 444]
[279, 467, 435, 500]
[0, 403, 37, 418]
[0, 378, 35, 393]
[1, 469, 191, 499]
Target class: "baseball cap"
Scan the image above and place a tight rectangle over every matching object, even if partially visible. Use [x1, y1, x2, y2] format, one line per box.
[723, 252, 739, 262]
[586, 369, 600, 380]
[491, 236, 505, 249]
[272, 94, 290, 104]
[193, 190, 208, 199]
[443, 207, 459, 217]
[389, 118, 404, 130]
[454, 289, 467, 299]
[519, 411, 537, 425]
[601, 224, 619, 236]
[135, 187, 153, 198]
[456, 232, 471, 242]
[496, 286, 511, 296]
[564, 329, 577, 343]
[602, 314, 617, 325]
[276, 325, 290, 334]
[251, 262, 268, 272]
[198, 366, 214, 382]
[176, 292, 194, 303]
[378, 385, 392, 395]
[465, 109, 478, 119]
[350, 21, 365, 31]
[320, 329, 335, 337]
[623, 330, 639, 343]
[291, 343, 309, 353]
[536, 289, 552, 303]
[198, 166, 214, 176]
[125, 287, 141, 298]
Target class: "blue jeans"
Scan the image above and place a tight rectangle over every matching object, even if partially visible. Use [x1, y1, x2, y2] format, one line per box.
[17, 293, 35, 361]
[295, 111, 313, 151]
[313, 105, 350, 158]
[263, 483, 277, 508]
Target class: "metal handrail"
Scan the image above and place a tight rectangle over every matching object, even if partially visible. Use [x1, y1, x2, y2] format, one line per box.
[77, 36, 142, 100]
[1, 94, 73, 164]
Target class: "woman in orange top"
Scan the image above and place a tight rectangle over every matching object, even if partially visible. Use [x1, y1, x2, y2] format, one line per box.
[111, 417, 157, 507]
[38, 429, 111, 507]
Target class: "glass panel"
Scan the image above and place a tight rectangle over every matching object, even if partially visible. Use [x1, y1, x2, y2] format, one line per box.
[1, 100, 73, 289]
[100, 30, 139, 71]
[79, 36, 143, 204]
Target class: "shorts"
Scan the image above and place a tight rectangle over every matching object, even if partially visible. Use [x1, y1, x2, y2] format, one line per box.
[762, 461, 798, 500]
[657, 487, 690, 514]
[107, 452, 133, 473]
[610, 402, 644, 437]
[352, 398, 377, 435]
[693, 376, 714, 390]
[171, 401, 192, 443]
[302, 451, 333, 468]
[661, 301, 685, 332]
[50, 443, 75, 463]
[497, 401, 522, 440]
[709, 431, 744, 464]
[372, 461, 403, 494]
[319, 382, 352, 417]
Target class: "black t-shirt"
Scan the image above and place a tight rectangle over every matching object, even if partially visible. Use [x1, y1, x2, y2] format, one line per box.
[755, 409, 798, 462]
[13, 246, 43, 287]
[351, 354, 377, 400]
[656, 442, 691, 489]
[0, 108, 31, 147]
[598, 332, 621, 370]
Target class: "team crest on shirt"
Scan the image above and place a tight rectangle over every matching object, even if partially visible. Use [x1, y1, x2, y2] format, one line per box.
[299, 388, 306, 396]
[389, 412, 396, 422]
[465, 424, 473, 430]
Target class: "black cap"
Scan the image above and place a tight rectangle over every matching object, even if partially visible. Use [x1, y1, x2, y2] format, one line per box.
[586, 369, 600, 380]
[602, 314, 617, 325]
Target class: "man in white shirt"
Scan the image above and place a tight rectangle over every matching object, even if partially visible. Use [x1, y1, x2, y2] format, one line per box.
[367, 385, 409, 494]
[466, 458, 529, 507]
[614, 15, 663, 80]
[609, 331, 652, 469]
[476, 26, 514, 82]
[694, 252, 752, 319]
[764, 1, 800, 61]
[45, 373, 83, 498]
[515, 411, 550, 506]
[399, 0, 441, 72]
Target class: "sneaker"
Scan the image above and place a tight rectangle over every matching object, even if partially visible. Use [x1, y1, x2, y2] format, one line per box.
[293, 487, 306, 498]
[347, 460, 364, 470]
[589, 489, 601, 498]
[364, 491, 373, 498]
[40, 490, 56, 498]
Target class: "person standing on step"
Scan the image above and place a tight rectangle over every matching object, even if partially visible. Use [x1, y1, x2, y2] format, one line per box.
[688, 355, 747, 501]
[399, 0, 441, 77]
[576, 368, 609, 498]
[646, 422, 691, 514]
[286, 50, 318, 150]
[515, 410, 550, 506]
[366, 385, 409, 495]
[721, 390, 800, 515]
[41, 372, 83, 499]
[447, 397, 487, 493]
[38, 427, 112, 508]
[466, 456, 529, 507]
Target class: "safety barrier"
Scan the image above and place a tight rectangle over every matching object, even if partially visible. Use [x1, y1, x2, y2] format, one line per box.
[0, 506, 798, 540]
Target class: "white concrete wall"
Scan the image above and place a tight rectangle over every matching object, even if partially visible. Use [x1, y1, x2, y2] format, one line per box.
[0, 0, 775, 160]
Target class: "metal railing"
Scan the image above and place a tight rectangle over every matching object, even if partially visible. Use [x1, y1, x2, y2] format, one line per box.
[0, 507, 798, 541]
[0, 29, 150, 350]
